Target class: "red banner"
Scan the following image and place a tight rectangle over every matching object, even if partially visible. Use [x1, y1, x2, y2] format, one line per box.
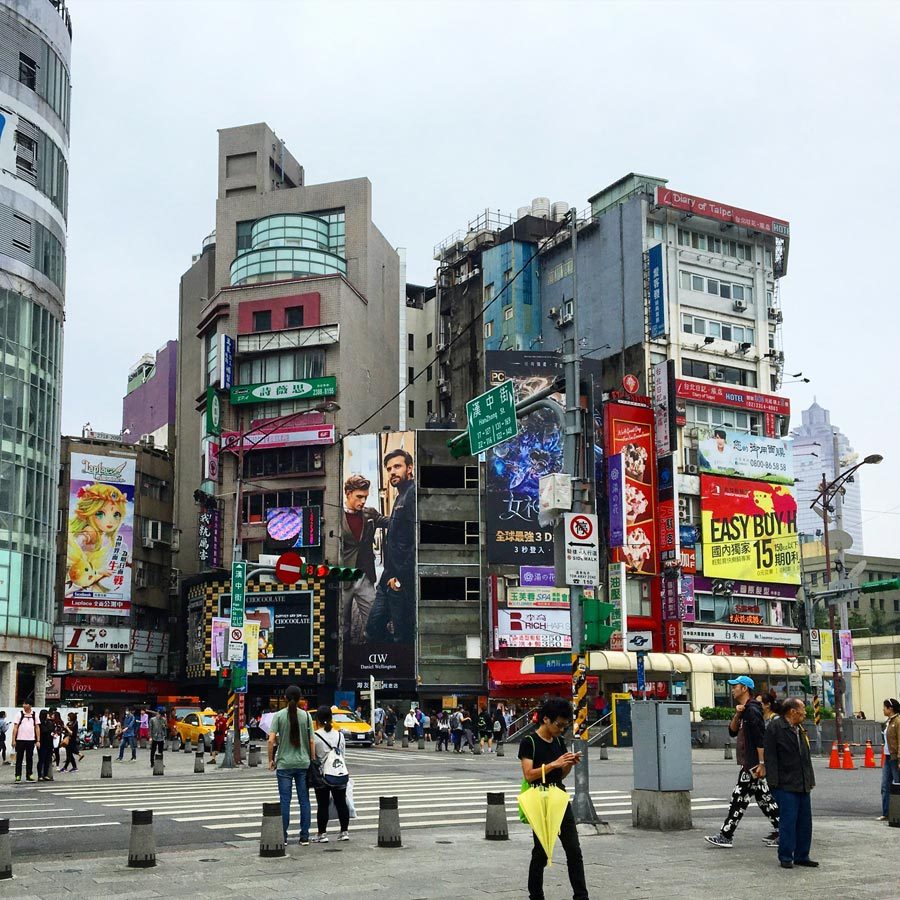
[675, 380, 790, 417]
[604, 402, 658, 575]
[655, 187, 790, 238]
[664, 619, 683, 653]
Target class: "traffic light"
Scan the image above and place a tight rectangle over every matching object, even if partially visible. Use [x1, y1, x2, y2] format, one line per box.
[300, 563, 364, 581]
[860, 578, 900, 593]
[583, 598, 617, 649]
[217, 666, 230, 687]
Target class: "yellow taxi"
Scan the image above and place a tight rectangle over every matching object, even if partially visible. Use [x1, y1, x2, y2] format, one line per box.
[325, 706, 374, 747]
[174, 708, 249, 748]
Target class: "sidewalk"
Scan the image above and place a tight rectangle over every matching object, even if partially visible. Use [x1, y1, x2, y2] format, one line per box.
[0, 814, 892, 898]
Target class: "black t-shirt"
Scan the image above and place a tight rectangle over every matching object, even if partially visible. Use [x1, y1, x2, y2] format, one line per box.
[518, 732, 567, 786]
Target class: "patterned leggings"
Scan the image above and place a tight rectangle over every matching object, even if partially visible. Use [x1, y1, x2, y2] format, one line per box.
[720, 768, 780, 838]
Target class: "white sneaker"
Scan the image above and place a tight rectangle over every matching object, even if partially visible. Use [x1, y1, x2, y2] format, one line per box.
[311, 834, 329, 843]
[338, 831, 349, 841]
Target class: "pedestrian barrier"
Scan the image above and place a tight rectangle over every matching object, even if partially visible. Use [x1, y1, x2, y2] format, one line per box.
[842, 743, 856, 770]
[377, 796, 401, 848]
[183, 739, 192, 754]
[153, 755, 165, 776]
[864, 740, 877, 768]
[0, 818, 11, 880]
[828, 742, 841, 769]
[259, 802, 285, 857]
[248, 744, 261, 767]
[127, 810, 156, 868]
[485, 792, 509, 841]
[401, 735, 409, 748]
[100, 755, 113, 779]
[600, 743, 609, 761]
[496, 742, 504, 758]
[417, 735, 425, 750]
[890, 783, 900, 828]
[194, 752, 205, 774]
[386, 733, 394, 747]
[473, 742, 482, 756]
[723, 741, 733, 760]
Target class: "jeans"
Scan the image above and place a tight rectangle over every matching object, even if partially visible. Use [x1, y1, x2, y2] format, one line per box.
[313, 784, 349, 833]
[528, 802, 588, 900]
[773, 789, 812, 863]
[365, 582, 414, 643]
[881, 755, 899, 817]
[451, 729, 462, 751]
[14, 741, 35, 778]
[342, 577, 376, 645]
[276, 768, 311, 841]
[118, 733, 136, 760]
[720, 768, 780, 838]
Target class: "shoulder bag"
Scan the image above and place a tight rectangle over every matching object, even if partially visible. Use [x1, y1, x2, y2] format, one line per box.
[317, 730, 350, 787]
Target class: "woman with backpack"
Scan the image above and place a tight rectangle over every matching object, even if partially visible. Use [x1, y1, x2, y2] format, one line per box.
[58, 712, 80, 773]
[311, 706, 351, 843]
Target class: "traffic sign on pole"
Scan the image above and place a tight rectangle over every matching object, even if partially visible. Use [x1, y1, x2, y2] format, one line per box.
[228, 626, 245, 662]
[563, 513, 600, 587]
[230, 560, 247, 628]
[466, 380, 518, 456]
[275, 551, 304, 585]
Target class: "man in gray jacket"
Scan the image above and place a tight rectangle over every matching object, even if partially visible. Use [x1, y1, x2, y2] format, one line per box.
[764, 697, 817, 869]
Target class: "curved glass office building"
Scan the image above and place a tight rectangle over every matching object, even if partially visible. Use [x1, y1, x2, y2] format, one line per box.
[0, 0, 72, 705]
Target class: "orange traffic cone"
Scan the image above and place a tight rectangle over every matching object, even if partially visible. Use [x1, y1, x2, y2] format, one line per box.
[842, 742, 855, 769]
[864, 740, 876, 768]
[829, 741, 841, 769]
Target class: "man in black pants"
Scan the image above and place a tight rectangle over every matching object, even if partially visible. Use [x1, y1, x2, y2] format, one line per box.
[149, 709, 167, 767]
[705, 675, 780, 848]
[518, 698, 588, 900]
[11, 703, 39, 783]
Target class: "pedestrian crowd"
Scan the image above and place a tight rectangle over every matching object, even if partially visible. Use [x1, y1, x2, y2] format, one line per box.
[376, 702, 513, 752]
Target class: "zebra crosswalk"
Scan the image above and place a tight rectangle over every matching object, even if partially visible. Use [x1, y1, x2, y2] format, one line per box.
[40, 771, 730, 839]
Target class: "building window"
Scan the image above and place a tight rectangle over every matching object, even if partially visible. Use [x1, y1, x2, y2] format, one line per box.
[285, 306, 304, 328]
[894, 599, 899, 613]
[18, 53, 37, 91]
[236, 221, 254, 253]
[408, 366, 415, 384]
[503, 306, 514, 321]
[681, 314, 754, 344]
[678, 270, 752, 303]
[484, 321, 494, 338]
[252, 310, 272, 332]
[546, 258, 574, 285]
[484, 283, 494, 305]
[205, 332, 218, 388]
[408, 333, 414, 351]
[684, 402, 760, 435]
[237, 348, 325, 385]
[427, 399, 433, 415]
[426, 332, 433, 349]
[426, 364, 433, 382]
[646, 221, 664, 240]
[677, 227, 753, 261]
[243, 489, 324, 524]
[408, 399, 414, 418]
[464, 465, 478, 489]
[465, 521, 479, 544]
[681, 358, 756, 388]
[242, 446, 322, 478]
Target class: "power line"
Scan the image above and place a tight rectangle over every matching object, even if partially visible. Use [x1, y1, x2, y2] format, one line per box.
[343, 215, 572, 438]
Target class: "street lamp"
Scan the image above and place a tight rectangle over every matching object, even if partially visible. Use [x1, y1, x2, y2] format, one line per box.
[810, 452, 883, 748]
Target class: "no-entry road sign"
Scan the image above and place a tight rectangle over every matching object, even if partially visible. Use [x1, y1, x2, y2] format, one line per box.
[275, 551, 304, 585]
[564, 512, 600, 587]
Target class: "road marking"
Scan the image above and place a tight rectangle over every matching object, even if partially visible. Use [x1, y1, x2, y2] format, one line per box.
[10, 822, 122, 832]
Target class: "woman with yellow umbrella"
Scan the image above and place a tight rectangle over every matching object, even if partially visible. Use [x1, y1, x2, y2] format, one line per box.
[518, 698, 589, 900]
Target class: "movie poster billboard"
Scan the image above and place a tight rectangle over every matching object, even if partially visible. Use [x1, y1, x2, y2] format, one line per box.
[700, 476, 800, 585]
[484, 351, 563, 565]
[603, 401, 658, 575]
[340, 431, 417, 689]
[698, 429, 793, 485]
[64, 452, 136, 617]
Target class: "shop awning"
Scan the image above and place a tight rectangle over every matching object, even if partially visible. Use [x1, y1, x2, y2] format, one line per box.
[585, 651, 809, 678]
[487, 659, 571, 696]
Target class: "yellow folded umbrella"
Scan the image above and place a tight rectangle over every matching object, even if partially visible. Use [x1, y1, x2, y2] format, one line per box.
[518, 764, 570, 867]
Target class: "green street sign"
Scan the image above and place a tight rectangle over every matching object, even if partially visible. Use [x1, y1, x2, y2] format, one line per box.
[466, 380, 518, 456]
[230, 376, 337, 406]
[230, 560, 247, 628]
[205, 387, 221, 436]
[860, 578, 900, 593]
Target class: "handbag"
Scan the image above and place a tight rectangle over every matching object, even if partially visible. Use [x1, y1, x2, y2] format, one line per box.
[307, 757, 326, 789]
[329, 777, 357, 819]
[518, 735, 537, 823]
[318, 731, 350, 787]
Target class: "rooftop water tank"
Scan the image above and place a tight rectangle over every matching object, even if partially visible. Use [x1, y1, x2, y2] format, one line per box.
[517, 206, 531, 220]
[552, 201, 570, 221]
[531, 197, 551, 219]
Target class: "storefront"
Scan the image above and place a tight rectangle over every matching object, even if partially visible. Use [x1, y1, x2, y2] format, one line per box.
[61, 675, 184, 712]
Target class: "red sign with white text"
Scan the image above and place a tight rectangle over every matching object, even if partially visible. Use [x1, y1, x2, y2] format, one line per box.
[604, 402, 658, 575]
[664, 619, 683, 654]
[675, 380, 790, 418]
[655, 187, 790, 238]
[222, 424, 335, 452]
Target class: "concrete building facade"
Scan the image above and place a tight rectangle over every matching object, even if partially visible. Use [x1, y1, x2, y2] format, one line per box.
[0, 0, 72, 706]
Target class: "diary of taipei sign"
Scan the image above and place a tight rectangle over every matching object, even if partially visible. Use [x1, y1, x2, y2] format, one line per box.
[700, 476, 800, 585]
[230, 376, 337, 405]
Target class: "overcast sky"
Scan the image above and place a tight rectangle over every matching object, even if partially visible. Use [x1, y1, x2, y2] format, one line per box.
[60, 0, 899, 555]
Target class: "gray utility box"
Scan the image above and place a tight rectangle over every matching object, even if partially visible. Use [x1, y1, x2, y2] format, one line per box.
[632, 701, 693, 792]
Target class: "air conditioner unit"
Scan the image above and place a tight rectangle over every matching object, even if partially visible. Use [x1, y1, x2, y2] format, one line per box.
[678, 496, 689, 512]
[685, 464, 699, 475]
[767, 308, 783, 322]
[141, 535, 155, 549]
[140, 433, 155, 446]
[709, 369, 725, 381]
[547, 307, 559, 320]
[733, 300, 747, 312]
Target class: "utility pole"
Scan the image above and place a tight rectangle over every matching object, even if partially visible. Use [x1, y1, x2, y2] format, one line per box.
[821, 473, 844, 752]
[559, 209, 600, 828]
[831, 430, 854, 717]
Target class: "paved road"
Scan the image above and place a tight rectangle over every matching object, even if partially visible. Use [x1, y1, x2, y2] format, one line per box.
[0, 745, 884, 859]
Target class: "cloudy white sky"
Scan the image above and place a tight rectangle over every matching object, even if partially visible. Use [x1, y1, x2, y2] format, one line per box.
[60, 0, 899, 554]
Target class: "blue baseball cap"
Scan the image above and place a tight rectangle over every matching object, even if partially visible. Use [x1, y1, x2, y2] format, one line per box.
[727, 675, 755, 689]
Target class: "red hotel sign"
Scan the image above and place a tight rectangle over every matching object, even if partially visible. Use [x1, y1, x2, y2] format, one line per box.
[656, 187, 790, 238]
[675, 380, 790, 417]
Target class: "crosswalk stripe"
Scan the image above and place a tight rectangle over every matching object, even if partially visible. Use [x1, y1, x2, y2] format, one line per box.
[10, 822, 122, 832]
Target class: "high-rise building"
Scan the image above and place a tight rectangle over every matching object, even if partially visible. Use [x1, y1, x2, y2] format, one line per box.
[173, 123, 401, 705]
[0, 0, 72, 705]
[792, 401, 864, 552]
[121, 340, 178, 452]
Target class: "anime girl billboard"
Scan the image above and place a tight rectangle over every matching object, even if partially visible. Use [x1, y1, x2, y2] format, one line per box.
[64, 453, 136, 616]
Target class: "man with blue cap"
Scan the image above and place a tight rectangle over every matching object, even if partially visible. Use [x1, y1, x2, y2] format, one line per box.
[705, 674, 780, 849]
